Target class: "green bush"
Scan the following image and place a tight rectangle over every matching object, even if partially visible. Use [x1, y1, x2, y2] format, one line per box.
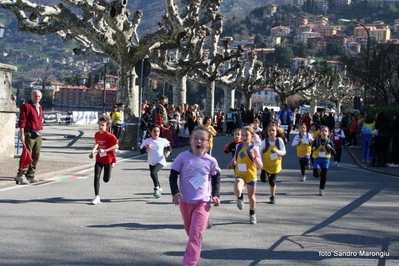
[366, 105, 399, 120]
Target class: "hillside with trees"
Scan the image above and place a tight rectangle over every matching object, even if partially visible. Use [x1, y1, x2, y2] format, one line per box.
[1, 0, 398, 107]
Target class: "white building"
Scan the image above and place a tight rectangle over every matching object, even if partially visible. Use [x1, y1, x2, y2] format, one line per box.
[252, 88, 277, 107]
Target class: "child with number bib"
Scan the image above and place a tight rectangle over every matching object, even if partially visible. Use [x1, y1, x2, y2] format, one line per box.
[292, 123, 314, 181]
[312, 126, 336, 196]
[227, 126, 263, 224]
[260, 124, 286, 204]
[89, 115, 119, 205]
[169, 125, 221, 266]
[331, 121, 345, 166]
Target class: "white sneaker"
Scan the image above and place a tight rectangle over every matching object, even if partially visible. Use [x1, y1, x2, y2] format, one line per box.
[237, 197, 244, 210]
[91, 196, 101, 205]
[250, 214, 257, 224]
[334, 161, 338, 166]
[153, 187, 162, 198]
[115, 149, 120, 154]
[319, 189, 325, 196]
[14, 174, 29, 185]
[393, 164, 399, 168]
[302, 175, 306, 182]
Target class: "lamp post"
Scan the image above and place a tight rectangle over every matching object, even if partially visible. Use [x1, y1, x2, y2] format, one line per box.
[352, 21, 370, 108]
[102, 57, 110, 114]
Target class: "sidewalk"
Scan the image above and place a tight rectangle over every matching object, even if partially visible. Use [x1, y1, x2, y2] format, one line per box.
[0, 124, 139, 189]
[345, 145, 399, 177]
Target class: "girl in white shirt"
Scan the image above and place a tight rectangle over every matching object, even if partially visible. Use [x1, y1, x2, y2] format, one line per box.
[140, 124, 172, 198]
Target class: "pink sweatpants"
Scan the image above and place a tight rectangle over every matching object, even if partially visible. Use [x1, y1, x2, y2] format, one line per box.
[180, 201, 210, 266]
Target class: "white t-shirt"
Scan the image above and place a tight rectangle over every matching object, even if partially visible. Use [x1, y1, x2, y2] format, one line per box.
[140, 137, 170, 166]
[254, 134, 262, 147]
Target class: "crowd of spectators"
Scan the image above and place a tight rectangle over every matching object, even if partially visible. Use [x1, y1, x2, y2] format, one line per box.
[139, 98, 399, 168]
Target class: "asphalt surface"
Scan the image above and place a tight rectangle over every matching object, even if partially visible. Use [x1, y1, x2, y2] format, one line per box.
[0, 125, 398, 265]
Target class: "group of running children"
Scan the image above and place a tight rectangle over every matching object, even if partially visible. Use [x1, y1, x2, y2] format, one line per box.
[88, 115, 344, 266]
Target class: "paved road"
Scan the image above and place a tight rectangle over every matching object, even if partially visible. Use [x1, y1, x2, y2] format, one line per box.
[1, 128, 398, 265]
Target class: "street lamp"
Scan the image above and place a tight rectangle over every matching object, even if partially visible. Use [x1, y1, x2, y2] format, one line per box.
[0, 23, 5, 38]
[352, 21, 370, 108]
[102, 57, 110, 114]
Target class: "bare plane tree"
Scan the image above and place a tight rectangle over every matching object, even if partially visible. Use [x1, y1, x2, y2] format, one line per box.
[328, 74, 356, 114]
[1, 0, 223, 148]
[269, 66, 326, 107]
[300, 74, 331, 114]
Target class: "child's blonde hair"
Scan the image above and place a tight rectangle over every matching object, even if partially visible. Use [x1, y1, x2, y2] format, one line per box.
[242, 126, 255, 143]
[191, 125, 211, 139]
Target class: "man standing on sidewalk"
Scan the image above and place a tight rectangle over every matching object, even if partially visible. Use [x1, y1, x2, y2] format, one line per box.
[154, 96, 169, 137]
[16, 90, 43, 184]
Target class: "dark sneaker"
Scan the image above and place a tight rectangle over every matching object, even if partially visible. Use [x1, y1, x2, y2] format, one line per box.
[237, 198, 244, 210]
[269, 196, 276, 204]
[207, 218, 213, 229]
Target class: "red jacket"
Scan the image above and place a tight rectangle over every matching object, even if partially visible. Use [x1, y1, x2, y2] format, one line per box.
[18, 101, 43, 131]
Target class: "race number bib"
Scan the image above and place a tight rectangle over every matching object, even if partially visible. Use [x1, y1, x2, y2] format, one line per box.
[238, 163, 247, 171]
[189, 173, 206, 190]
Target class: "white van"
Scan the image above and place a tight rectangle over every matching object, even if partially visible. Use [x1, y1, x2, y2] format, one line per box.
[297, 105, 335, 114]
[262, 105, 280, 113]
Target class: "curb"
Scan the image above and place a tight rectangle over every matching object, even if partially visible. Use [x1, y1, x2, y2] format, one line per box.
[35, 163, 94, 180]
[345, 146, 399, 177]
[0, 163, 94, 190]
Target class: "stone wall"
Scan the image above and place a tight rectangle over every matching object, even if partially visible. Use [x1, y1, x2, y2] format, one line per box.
[0, 63, 18, 158]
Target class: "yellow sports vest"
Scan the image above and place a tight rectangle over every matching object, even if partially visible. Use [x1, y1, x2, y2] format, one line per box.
[261, 141, 282, 174]
[297, 134, 312, 158]
[312, 137, 332, 159]
[205, 125, 217, 150]
[234, 145, 257, 183]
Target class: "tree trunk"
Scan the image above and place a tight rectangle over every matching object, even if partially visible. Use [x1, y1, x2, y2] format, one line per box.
[245, 94, 252, 111]
[223, 87, 234, 132]
[310, 99, 318, 115]
[117, 63, 140, 150]
[336, 99, 342, 114]
[205, 81, 215, 118]
[172, 75, 187, 106]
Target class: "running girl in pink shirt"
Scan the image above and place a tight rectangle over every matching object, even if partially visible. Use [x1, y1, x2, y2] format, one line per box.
[169, 125, 221, 266]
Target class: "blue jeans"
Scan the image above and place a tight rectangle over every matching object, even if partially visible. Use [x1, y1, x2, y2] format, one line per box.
[362, 134, 372, 161]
